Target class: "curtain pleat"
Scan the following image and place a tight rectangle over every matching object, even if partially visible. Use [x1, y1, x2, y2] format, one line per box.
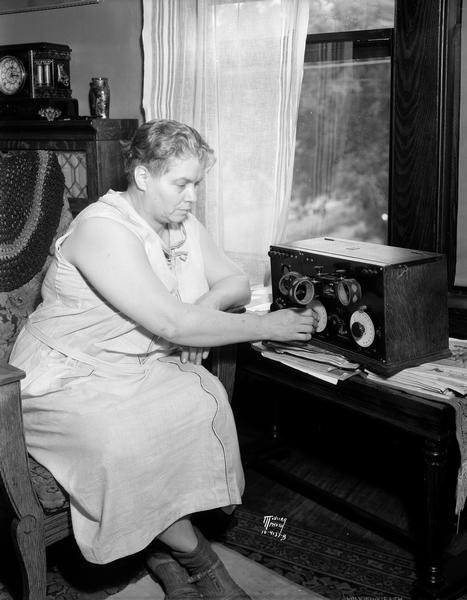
[271, 0, 308, 246]
[142, 0, 308, 285]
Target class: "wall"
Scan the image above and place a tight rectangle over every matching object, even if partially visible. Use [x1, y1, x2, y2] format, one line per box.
[0, 0, 143, 121]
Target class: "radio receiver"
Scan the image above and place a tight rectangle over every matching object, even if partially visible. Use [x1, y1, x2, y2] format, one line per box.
[269, 237, 450, 376]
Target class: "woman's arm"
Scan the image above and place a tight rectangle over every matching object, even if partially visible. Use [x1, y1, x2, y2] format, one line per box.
[62, 218, 317, 347]
[180, 223, 249, 363]
[195, 221, 251, 311]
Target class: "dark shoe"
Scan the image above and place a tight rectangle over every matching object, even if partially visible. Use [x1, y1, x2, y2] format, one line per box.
[146, 550, 202, 599]
[171, 527, 251, 600]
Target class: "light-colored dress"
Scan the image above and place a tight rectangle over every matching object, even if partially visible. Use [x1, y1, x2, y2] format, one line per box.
[10, 191, 244, 565]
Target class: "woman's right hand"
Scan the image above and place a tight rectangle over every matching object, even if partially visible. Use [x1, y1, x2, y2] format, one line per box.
[262, 307, 319, 343]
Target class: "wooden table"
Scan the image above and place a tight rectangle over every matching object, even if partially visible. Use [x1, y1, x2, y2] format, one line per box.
[236, 343, 467, 600]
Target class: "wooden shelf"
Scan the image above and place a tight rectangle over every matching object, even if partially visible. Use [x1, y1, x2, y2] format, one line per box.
[0, 118, 139, 215]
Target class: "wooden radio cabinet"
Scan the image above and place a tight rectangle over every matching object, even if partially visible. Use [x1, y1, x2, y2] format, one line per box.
[270, 237, 450, 375]
[0, 118, 138, 216]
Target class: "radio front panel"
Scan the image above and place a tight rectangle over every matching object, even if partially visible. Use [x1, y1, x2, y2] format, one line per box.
[269, 237, 449, 375]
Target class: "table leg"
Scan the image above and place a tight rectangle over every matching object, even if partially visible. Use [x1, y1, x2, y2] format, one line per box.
[412, 438, 451, 599]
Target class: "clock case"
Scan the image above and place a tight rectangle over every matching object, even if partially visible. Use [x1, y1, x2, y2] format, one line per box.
[0, 43, 78, 120]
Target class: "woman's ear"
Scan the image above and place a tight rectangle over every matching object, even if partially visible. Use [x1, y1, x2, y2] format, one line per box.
[134, 165, 149, 191]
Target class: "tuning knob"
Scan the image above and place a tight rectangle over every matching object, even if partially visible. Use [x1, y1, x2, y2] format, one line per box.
[336, 278, 362, 306]
[278, 271, 315, 306]
[329, 314, 347, 336]
[351, 321, 365, 339]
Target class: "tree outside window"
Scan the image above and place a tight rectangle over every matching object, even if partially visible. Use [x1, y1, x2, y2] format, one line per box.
[285, 1, 394, 245]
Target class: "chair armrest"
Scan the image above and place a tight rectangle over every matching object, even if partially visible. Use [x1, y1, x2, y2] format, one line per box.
[210, 344, 238, 403]
[209, 306, 245, 403]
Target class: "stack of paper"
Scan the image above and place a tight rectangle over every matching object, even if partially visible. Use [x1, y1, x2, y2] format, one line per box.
[253, 338, 467, 396]
[261, 341, 360, 370]
[252, 341, 361, 385]
[365, 338, 467, 400]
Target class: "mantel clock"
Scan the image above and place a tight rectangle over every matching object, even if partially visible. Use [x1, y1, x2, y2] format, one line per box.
[0, 43, 79, 120]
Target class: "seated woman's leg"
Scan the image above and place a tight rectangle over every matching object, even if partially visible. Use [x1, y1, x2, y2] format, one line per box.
[147, 517, 251, 600]
[146, 517, 201, 599]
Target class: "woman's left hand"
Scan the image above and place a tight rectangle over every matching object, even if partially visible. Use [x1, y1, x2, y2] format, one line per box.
[180, 347, 210, 364]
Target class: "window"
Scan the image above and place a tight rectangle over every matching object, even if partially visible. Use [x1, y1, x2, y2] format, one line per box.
[307, 0, 395, 35]
[285, 28, 392, 245]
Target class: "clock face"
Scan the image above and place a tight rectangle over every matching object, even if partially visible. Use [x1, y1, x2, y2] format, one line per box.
[0, 55, 26, 96]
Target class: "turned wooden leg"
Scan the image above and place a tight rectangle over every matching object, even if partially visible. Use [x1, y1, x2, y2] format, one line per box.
[11, 514, 47, 600]
[412, 438, 451, 599]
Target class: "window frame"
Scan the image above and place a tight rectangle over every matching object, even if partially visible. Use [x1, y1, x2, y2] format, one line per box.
[304, 27, 393, 59]
[391, 0, 463, 334]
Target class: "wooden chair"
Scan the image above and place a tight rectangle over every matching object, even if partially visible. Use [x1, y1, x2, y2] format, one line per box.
[0, 149, 238, 600]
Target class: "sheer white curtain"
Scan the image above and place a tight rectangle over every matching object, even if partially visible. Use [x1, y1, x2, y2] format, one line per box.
[142, 0, 308, 285]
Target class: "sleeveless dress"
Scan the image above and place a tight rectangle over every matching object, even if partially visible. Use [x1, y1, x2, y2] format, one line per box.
[10, 191, 244, 565]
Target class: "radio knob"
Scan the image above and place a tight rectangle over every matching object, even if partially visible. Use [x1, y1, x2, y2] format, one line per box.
[274, 298, 286, 309]
[336, 278, 362, 306]
[329, 314, 346, 335]
[351, 321, 365, 339]
[278, 271, 315, 305]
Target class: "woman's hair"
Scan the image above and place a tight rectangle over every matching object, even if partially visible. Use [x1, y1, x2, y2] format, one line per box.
[121, 119, 215, 184]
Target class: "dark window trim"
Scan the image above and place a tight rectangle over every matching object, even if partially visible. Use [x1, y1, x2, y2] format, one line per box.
[304, 28, 393, 66]
[304, 27, 393, 51]
[391, 0, 464, 334]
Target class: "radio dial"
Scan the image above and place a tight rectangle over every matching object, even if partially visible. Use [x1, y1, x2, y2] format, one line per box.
[309, 300, 327, 332]
[278, 271, 315, 306]
[336, 278, 362, 306]
[350, 309, 375, 347]
[291, 277, 315, 305]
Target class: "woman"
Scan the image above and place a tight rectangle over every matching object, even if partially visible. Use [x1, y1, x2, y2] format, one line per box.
[11, 119, 318, 600]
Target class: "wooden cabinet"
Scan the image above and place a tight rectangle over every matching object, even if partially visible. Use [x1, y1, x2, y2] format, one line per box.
[0, 118, 138, 215]
[236, 342, 461, 598]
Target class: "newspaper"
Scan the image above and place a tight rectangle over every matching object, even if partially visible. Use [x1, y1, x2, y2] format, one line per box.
[365, 338, 467, 399]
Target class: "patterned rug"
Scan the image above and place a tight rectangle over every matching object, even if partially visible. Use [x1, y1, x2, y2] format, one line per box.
[218, 508, 415, 600]
[0, 507, 415, 599]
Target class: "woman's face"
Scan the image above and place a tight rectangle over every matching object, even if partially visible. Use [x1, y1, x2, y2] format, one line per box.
[144, 156, 204, 229]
